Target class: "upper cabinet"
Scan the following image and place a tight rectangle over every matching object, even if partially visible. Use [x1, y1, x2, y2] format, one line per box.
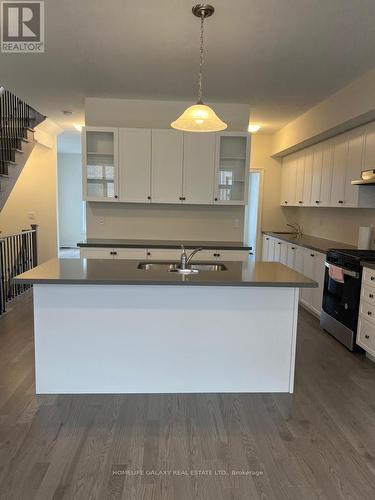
[214, 133, 249, 205]
[151, 129, 184, 204]
[83, 128, 249, 206]
[119, 128, 152, 203]
[83, 127, 119, 202]
[183, 132, 216, 204]
[280, 121, 375, 209]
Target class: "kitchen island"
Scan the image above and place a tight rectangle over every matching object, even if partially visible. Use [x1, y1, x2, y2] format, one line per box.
[14, 258, 316, 394]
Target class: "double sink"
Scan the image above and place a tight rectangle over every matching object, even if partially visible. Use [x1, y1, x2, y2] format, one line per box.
[137, 262, 227, 273]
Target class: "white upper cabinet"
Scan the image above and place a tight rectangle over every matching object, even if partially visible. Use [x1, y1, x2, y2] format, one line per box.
[214, 133, 249, 205]
[302, 147, 313, 206]
[294, 152, 305, 206]
[183, 132, 215, 204]
[151, 130, 184, 204]
[330, 133, 348, 207]
[345, 127, 365, 206]
[320, 139, 334, 206]
[83, 127, 119, 202]
[280, 153, 297, 206]
[364, 121, 375, 169]
[119, 128, 152, 203]
[311, 145, 323, 206]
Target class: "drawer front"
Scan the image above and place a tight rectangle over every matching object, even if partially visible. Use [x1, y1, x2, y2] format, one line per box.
[361, 283, 375, 306]
[362, 267, 375, 287]
[357, 317, 375, 355]
[80, 248, 115, 259]
[216, 250, 249, 262]
[146, 249, 181, 261]
[116, 248, 148, 260]
[359, 299, 375, 324]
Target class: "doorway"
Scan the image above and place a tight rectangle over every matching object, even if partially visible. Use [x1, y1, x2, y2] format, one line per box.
[244, 169, 263, 260]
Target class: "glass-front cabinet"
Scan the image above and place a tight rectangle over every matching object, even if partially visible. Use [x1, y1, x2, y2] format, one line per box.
[82, 127, 119, 201]
[214, 132, 249, 205]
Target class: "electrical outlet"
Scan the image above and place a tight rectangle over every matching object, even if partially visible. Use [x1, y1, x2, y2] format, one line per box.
[98, 217, 105, 225]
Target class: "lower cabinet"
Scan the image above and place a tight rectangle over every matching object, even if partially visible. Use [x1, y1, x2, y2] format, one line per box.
[80, 247, 250, 262]
[357, 266, 375, 357]
[262, 234, 325, 317]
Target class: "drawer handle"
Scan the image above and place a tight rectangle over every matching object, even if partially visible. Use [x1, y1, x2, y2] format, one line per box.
[291, 247, 295, 250]
[368, 311, 372, 316]
[277, 242, 281, 245]
[284, 201, 288, 204]
[369, 294, 374, 299]
[365, 334, 370, 339]
[315, 200, 320, 204]
[338, 200, 344, 204]
[310, 253, 315, 257]
[371, 276, 375, 281]
[298, 201, 303, 204]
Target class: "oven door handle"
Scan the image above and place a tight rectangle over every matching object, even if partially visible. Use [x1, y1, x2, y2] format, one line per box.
[325, 262, 360, 279]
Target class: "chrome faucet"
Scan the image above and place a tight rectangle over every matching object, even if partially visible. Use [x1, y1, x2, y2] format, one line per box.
[180, 245, 203, 269]
[287, 223, 303, 237]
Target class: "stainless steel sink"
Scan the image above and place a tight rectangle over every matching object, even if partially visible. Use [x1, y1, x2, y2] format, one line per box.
[137, 261, 227, 272]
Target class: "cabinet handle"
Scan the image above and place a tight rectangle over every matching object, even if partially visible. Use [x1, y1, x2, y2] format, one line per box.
[368, 311, 372, 316]
[277, 242, 281, 245]
[369, 293, 374, 299]
[147, 196, 151, 200]
[371, 276, 375, 281]
[338, 200, 344, 204]
[266, 237, 269, 240]
[147, 251, 151, 256]
[365, 334, 370, 339]
[284, 201, 288, 204]
[179, 197, 183, 200]
[113, 251, 117, 256]
[114, 195, 118, 199]
[214, 197, 218, 202]
[298, 201, 303, 204]
[315, 200, 320, 204]
[183, 197, 186, 201]
[310, 253, 315, 257]
[291, 247, 295, 250]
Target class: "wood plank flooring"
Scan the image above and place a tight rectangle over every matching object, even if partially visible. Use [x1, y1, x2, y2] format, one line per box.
[0, 291, 375, 499]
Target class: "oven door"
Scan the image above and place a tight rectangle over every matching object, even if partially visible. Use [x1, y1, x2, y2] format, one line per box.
[322, 262, 361, 331]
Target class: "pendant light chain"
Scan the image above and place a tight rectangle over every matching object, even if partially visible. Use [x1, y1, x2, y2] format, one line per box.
[198, 13, 205, 104]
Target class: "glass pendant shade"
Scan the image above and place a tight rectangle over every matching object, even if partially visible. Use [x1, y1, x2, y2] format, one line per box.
[171, 103, 227, 132]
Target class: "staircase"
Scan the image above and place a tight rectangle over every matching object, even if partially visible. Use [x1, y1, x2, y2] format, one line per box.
[0, 88, 45, 211]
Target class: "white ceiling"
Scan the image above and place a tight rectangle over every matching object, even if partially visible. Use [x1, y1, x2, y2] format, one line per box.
[1, 0, 375, 132]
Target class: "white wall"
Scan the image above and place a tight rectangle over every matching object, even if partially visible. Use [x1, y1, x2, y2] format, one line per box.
[0, 141, 58, 263]
[57, 153, 84, 247]
[86, 202, 244, 241]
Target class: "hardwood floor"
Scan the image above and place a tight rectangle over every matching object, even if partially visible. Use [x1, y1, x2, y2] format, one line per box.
[1, 292, 375, 499]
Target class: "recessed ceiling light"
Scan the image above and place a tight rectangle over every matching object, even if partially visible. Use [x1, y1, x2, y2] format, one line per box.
[74, 124, 83, 132]
[248, 123, 261, 133]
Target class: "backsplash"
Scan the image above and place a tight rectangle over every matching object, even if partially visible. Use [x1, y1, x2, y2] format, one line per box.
[86, 202, 245, 241]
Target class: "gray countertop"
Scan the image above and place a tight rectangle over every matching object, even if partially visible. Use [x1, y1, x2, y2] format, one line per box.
[263, 232, 355, 254]
[77, 238, 251, 250]
[13, 258, 317, 288]
[361, 261, 375, 270]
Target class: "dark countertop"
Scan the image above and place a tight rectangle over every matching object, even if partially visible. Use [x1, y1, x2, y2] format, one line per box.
[77, 238, 251, 250]
[361, 261, 375, 271]
[13, 258, 317, 288]
[263, 232, 355, 254]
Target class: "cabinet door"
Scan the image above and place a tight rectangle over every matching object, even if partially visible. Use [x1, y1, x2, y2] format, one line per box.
[330, 134, 348, 207]
[183, 133, 215, 204]
[147, 249, 181, 261]
[280, 156, 290, 206]
[83, 127, 119, 202]
[286, 244, 296, 268]
[287, 154, 297, 206]
[364, 121, 375, 169]
[116, 248, 148, 260]
[214, 133, 249, 205]
[319, 140, 334, 206]
[151, 130, 183, 203]
[216, 250, 249, 262]
[274, 239, 282, 262]
[279, 241, 288, 265]
[119, 129, 151, 203]
[295, 152, 305, 206]
[301, 250, 314, 306]
[302, 147, 313, 206]
[267, 237, 276, 261]
[293, 246, 304, 274]
[80, 248, 115, 259]
[262, 235, 270, 261]
[311, 145, 323, 206]
[345, 127, 365, 207]
[311, 252, 326, 315]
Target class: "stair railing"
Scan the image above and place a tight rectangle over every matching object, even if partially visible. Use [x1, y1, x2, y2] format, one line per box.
[0, 224, 38, 314]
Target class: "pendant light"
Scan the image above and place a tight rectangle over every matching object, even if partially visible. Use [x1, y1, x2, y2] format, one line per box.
[171, 4, 227, 132]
